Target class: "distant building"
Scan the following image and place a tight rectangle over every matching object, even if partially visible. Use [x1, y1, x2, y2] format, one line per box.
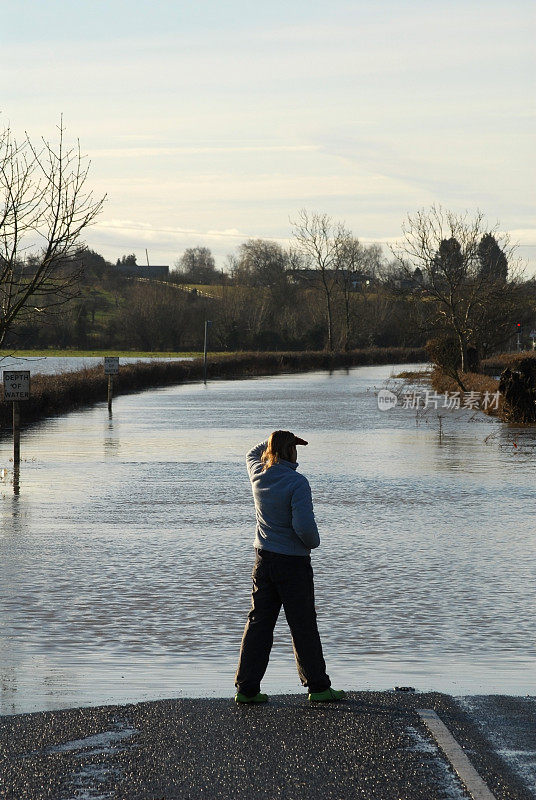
[116, 263, 170, 279]
[288, 268, 374, 289]
[392, 276, 415, 291]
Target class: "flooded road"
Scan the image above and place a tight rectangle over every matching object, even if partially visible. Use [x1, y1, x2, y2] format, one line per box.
[1, 364, 535, 713]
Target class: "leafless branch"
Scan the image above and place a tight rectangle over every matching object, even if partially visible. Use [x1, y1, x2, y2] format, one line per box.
[389, 205, 523, 372]
[0, 119, 106, 346]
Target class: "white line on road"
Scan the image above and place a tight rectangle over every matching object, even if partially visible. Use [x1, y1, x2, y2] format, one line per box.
[418, 709, 497, 800]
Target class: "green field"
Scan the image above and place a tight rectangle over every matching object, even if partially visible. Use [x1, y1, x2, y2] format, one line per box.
[0, 349, 203, 358]
[0, 349, 245, 359]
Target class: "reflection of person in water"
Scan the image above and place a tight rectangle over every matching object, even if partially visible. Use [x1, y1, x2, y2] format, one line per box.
[234, 430, 345, 704]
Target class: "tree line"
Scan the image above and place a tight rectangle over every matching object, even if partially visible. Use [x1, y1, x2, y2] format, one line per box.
[4, 207, 535, 370]
[1, 120, 534, 375]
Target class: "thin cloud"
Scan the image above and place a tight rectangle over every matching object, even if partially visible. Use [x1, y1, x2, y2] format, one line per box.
[97, 220, 252, 241]
[91, 145, 321, 158]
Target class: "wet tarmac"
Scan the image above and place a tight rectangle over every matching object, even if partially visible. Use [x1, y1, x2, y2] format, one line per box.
[1, 692, 535, 800]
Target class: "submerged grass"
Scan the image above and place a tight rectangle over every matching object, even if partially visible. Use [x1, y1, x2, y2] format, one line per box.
[0, 347, 426, 431]
[430, 368, 501, 417]
[394, 368, 432, 381]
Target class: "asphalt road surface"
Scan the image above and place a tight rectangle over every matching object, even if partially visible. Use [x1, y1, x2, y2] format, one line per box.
[1, 692, 535, 800]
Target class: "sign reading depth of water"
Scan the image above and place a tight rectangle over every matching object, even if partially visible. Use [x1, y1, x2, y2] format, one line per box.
[104, 357, 119, 375]
[3, 370, 30, 400]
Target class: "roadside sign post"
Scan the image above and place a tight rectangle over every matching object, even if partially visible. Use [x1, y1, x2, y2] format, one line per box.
[203, 320, 212, 385]
[104, 357, 119, 412]
[13, 401, 20, 466]
[3, 371, 30, 494]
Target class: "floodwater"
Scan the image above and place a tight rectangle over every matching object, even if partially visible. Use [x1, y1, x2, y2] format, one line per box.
[0, 354, 193, 376]
[1, 364, 535, 714]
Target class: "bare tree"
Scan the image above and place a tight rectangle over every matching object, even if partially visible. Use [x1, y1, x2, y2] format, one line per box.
[174, 246, 217, 284]
[291, 209, 347, 351]
[333, 232, 358, 349]
[233, 239, 288, 287]
[334, 237, 385, 349]
[0, 120, 105, 347]
[392, 205, 520, 374]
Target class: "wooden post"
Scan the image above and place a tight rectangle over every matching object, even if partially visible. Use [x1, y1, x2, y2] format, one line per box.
[203, 323, 208, 385]
[203, 320, 212, 385]
[13, 463, 20, 496]
[13, 401, 20, 466]
[107, 375, 113, 412]
[13, 400, 20, 495]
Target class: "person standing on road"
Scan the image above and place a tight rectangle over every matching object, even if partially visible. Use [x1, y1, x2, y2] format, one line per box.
[234, 430, 345, 704]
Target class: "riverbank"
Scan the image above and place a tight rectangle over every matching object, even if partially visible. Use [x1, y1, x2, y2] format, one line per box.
[430, 367, 502, 416]
[0, 347, 426, 430]
[0, 349, 203, 358]
[2, 692, 534, 800]
[482, 350, 536, 375]
[429, 351, 536, 419]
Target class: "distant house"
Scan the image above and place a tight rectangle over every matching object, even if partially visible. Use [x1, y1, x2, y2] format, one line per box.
[116, 263, 170, 279]
[392, 276, 423, 292]
[288, 268, 374, 289]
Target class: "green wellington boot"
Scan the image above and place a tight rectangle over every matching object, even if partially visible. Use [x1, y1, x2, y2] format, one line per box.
[234, 692, 269, 704]
[308, 688, 346, 702]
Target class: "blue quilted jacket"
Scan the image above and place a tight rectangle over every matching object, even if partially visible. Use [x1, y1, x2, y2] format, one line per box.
[246, 441, 320, 556]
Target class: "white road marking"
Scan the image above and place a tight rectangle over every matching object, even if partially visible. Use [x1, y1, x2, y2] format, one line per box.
[407, 726, 468, 799]
[418, 709, 497, 800]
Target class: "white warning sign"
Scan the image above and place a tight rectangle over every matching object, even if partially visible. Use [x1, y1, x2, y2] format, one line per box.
[104, 357, 119, 375]
[3, 371, 30, 401]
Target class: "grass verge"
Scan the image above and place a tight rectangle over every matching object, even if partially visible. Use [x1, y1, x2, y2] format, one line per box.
[0, 349, 204, 359]
[430, 368, 501, 417]
[481, 350, 536, 375]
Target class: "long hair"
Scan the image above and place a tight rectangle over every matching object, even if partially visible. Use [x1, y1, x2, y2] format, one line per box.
[261, 430, 296, 471]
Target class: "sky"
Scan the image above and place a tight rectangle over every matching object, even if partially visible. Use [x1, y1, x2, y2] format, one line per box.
[2, 0, 535, 272]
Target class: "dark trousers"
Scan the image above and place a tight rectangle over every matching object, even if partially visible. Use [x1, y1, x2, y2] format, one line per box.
[235, 548, 331, 696]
